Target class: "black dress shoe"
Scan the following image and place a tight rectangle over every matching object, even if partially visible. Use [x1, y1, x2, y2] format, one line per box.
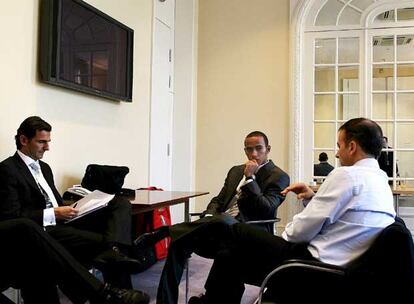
[93, 246, 142, 274]
[188, 294, 208, 304]
[133, 226, 170, 248]
[101, 283, 150, 304]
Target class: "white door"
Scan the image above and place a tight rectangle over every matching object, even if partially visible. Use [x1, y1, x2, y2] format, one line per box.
[149, 18, 173, 190]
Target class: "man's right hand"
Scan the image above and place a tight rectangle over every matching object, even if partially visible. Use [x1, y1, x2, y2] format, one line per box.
[54, 206, 79, 221]
[281, 183, 315, 200]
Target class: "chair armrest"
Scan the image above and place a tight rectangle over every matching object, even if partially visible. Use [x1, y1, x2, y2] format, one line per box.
[257, 259, 346, 304]
[189, 212, 203, 219]
[280, 259, 345, 272]
[245, 218, 280, 224]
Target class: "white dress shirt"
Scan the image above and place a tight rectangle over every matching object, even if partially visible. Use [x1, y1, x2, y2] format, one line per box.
[17, 150, 58, 226]
[282, 158, 395, 266]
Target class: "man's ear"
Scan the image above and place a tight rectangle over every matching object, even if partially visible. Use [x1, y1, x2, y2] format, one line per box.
[348, 141, 357, 155]
[267, 145, 271, 153]
[19, 135, 28, 147]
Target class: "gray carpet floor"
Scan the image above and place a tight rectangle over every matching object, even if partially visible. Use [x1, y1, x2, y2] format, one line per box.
[4, 254, 259, 303]
[133, 253, 260, 304]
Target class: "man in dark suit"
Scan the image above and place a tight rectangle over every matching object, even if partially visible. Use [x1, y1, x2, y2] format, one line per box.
[0, 116, 139, 289]
[154, 131, 290, 304]
[0, 218, 149, 304]
[202, 131, 290, 232]
[313, 152, 334, 177]
[378, 136, 398, 185]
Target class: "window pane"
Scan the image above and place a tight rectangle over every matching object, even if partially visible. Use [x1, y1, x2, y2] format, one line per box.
[339, 66, 359, 91]
[315, 39, 336, 64]
[374, 10, 395, 23]
[315, 94, 335, 120]
[373, 93, 394, 119]
[315, 0, 344, 26]
[397, 123, 414, 149]
[378, 122, 394, 147]
[397, 35, 414, 61]
[397, 8, 414, 21]
[338, 7, 361, 25]
[373, 36, 394, 62]
[397, 93, 414, 119]
[338, 94, 359, 120]
[373, 64, 394, 91]
[339, 37, 359, 64]
[314, 123, 336, 148]
[397, 151, 414, 179]
[352, 0, 374, 11]
[397, 64, 414, 90]
[315, 66, 335, 92]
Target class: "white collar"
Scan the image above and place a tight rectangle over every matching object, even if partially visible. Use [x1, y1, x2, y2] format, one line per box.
[353, 158, 379, 168]
[17, 150, 39, 168]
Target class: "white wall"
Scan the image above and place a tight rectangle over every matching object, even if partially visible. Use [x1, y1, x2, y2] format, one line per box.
[171, 0, 198, 222]
[195, 0, 291, 224]
[0, 1, 153, 192]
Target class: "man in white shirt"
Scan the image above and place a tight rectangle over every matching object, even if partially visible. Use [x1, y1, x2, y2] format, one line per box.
[188, 117, 396, 304]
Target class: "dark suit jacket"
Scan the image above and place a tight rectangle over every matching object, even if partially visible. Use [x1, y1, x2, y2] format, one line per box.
[0, 153, 63, 225]
[204, 160, 290, 231]
[313, 162, 334, 177]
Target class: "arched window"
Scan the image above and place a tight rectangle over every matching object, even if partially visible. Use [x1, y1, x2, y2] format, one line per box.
[292, 0, 414, 192]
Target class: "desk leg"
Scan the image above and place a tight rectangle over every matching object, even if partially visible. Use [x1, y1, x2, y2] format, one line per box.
[184, 198, 190, 223]
[394, 194, 400, 217]
[183, 198, 190, 304]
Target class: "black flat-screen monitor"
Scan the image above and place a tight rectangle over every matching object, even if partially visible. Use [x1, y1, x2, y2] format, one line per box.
[40, 0, 134, 102]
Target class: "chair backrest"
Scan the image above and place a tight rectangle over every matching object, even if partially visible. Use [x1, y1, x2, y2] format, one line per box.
[259, 219, 414, 303]
[347, 218, 414, 292]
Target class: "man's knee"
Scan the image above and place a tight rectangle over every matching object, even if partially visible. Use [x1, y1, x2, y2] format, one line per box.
[108, 197, 131, 212]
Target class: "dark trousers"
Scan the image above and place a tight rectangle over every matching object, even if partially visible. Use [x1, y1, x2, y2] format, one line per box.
[204, 223, 314, 304]
[0, 218, 103, 304]
[156, 214, 239, 304]
[46, 197, 133, 288]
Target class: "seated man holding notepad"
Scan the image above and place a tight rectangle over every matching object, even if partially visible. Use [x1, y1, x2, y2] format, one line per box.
[0, 116, 141, 290]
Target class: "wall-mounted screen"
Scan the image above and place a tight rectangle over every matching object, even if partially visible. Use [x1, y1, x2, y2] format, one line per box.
[40, 0, 134, 102]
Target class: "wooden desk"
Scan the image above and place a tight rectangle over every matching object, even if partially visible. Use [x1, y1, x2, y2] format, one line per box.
[391, 187, 414, 216]
[128, 190, 209, 222]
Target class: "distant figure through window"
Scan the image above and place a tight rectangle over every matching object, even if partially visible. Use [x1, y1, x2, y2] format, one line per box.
[314, 152, 334, 177]
[378, 136, 398, 185]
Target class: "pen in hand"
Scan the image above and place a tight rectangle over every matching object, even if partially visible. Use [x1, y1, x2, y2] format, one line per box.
[73, 202, 78, 208]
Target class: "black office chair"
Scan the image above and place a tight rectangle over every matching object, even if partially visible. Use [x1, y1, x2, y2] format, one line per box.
[256, 217, 414, 304]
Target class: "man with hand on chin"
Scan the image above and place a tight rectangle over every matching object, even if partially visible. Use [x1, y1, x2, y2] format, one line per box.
[201, 131, 290, 233]
[154, 131, 290, 304]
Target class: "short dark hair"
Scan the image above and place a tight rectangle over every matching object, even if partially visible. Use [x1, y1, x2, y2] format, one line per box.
[15, 116, 52, 149]
[338, 118, 383, 158]
[319, 152, 328, 162]
[245, 131, 269, 146]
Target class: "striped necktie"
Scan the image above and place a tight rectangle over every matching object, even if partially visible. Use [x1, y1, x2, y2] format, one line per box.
[29, 163, 53, 209]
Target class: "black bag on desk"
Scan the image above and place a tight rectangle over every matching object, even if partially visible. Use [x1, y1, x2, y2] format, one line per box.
[81, 164, 129, 194]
